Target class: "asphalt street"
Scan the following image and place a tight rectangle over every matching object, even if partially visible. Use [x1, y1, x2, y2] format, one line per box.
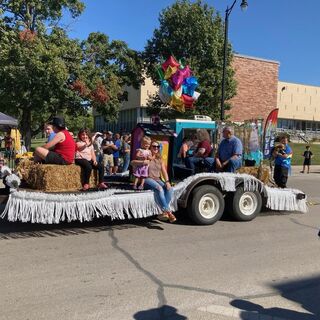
[0, 167, 319, 320]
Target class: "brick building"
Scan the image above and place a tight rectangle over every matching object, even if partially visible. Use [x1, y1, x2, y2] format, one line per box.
[95, 54, 281, 132]
[98, 54, 320, 135]
[227, 54, 279, 122]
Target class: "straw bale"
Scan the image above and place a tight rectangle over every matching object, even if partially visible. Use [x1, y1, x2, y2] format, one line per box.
[25, 164, 98, 192]
[15, 158, 34, 181]
[237, 165, 270, 185]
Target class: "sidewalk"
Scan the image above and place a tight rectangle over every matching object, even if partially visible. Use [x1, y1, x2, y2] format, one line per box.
[291, 165, 320, 175]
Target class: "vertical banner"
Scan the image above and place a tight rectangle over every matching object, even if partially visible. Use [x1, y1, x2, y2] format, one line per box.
[263, 108, 279, 159]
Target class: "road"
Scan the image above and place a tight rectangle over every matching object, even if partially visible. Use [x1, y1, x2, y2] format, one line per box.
[0, 168, 319, 320]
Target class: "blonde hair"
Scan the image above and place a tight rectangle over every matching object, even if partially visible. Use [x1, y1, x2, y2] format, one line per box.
[141, 136, 151, 145]
[196, 129, 210, 142]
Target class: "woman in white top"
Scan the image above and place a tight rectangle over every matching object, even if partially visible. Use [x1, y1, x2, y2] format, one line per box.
[75, 128, 108, 191]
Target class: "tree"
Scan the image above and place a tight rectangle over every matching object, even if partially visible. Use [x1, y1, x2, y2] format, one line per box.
[79, 32, 144, 122]
[0, 1, 143, 149]
[143, 0, 237, 120]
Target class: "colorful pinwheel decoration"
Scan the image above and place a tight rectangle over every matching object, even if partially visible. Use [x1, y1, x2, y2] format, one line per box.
[157, 56, 200, 113]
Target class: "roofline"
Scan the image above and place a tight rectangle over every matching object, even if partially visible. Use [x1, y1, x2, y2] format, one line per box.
[234, 53, 280, 65]
[278, 80, 320, 89]
[165, 119, 216, 124]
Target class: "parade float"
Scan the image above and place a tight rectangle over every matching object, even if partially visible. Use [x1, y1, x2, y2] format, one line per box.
[0, 57, 307, 225]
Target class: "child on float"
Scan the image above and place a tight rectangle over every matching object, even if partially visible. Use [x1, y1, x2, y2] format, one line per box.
[75, 128, 108, 191]
[132, 136, 153, 190]
[0, 153, 20, 194]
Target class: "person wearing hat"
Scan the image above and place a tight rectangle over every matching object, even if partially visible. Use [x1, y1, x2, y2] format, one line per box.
[214, 126, 243, 173]
[34, 116, 76, 165]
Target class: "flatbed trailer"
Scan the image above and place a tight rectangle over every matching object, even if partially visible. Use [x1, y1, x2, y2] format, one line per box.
[0, 172, 307, 225]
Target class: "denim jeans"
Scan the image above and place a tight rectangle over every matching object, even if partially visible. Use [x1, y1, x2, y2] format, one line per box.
[210, 158, 242, 173]
[122, 153, 130, 172]
[185, 157, 204, 174]
[185, 156, 215, 174]
[225, 158, 242, 173]
[144, 178, 173, 212]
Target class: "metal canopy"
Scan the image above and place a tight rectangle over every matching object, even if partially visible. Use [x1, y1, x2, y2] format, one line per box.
[0, 112, 18, 130]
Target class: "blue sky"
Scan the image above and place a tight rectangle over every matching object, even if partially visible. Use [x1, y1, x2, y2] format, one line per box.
[64, 0, 320, 86]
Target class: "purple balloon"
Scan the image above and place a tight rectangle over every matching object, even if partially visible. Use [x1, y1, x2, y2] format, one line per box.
[171, 66, 192, 91]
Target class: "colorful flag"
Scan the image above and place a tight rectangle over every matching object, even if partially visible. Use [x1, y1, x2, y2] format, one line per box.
[263, 109, 279, 159]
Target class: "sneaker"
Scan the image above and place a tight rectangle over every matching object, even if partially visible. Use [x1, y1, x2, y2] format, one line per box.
[82, 184, 90, 191]
[138, 184, 144, 190]
[133, 185, 138, 190]
[98, 182, 108, 190]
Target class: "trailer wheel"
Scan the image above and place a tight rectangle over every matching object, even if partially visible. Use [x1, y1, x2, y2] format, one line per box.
[231, 187, 262, 221]
[188, 185, 224, 225]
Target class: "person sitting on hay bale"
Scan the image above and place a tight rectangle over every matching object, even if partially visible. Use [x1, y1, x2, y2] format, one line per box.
[34, 116, 76, 165]
[75, 128, 108, 191]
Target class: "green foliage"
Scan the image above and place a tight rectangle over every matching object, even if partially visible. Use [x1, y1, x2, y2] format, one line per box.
[64, 112, 94, 134]
[0, 0, 85, 31]
[290, 143, 320, 166]
[80, 32, 144, 122]
[0, 1, 143, 148]
[143, 0, 236, 120]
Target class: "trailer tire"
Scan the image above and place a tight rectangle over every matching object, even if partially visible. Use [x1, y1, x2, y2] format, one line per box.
[231, 187, 262, 221]
[188, 185, 225, 225]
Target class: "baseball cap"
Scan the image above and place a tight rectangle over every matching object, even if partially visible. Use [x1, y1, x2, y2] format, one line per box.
[49, 116, 66, 129]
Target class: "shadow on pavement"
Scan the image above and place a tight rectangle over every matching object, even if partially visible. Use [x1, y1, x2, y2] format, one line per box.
[133, 305, 187, 320]
[231, 274, 320, 319]
[0, 216, 165, 240]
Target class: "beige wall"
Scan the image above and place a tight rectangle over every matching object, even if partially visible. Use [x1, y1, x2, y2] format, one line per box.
[140, 77, 157, 107]
[120, 77, 157, 110]
[278, 81, 320, 121]
[121, 85, 141, 110]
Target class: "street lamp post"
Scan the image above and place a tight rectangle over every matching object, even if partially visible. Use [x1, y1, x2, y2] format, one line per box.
[220, 0, 248, 121]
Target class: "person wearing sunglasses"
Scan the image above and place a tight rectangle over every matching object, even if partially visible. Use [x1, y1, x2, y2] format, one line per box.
[131, 139, 176, 223]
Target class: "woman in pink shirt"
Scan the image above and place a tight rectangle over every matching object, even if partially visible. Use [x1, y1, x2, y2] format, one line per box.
[75, 128, 108, 191]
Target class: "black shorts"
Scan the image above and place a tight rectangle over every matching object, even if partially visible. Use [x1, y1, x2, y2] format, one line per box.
[45, 151, 68, 165]
[113, 157, 119, 167]
[303, 159, 311, 166]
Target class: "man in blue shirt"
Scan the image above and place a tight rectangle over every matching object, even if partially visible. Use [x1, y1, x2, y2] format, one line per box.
[45, 124, 56, 143]
[214, 126, 243, 173]
[113, 133, 122, 174]
[272, 136, 292, 188]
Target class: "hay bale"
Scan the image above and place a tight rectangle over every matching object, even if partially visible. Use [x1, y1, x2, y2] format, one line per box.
[237, 165, 270, 185]
[15, 158, 34, 181]
[24, 163, 98, 192]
